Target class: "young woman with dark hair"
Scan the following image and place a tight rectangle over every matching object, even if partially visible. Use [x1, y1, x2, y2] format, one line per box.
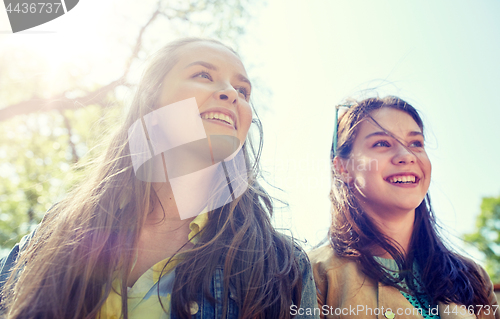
[0, 38, 318, 319]
[309, 96, 499, 319]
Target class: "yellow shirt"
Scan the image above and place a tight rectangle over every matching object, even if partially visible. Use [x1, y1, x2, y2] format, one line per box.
[99, 212, 209, 319]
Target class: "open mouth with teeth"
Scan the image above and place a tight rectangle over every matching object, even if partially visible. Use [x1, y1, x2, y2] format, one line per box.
[201, 112, 235, 128]
[386, 175, 419, 184]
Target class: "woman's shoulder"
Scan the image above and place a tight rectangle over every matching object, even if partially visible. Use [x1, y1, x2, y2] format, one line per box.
[453, 253, 493, 283]
[273, 233, 311, 267]
[307, 244, 355, 275]
[308, 244, 334, 263]
[457, 254, 499, 307]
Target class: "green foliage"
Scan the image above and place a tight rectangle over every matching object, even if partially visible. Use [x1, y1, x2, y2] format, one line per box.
[0, 105, 123, 250]
[0, 0, 258, 251]
[464, 195, 500, 283]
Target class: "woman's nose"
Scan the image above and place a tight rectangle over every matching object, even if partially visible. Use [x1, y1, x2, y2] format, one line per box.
[392, 144, 416, 165]
[215, 85, 237, 104]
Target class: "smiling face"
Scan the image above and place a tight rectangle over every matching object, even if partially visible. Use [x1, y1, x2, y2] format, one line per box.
[337, 107, 431, 219]
[157, 41, 253, 145]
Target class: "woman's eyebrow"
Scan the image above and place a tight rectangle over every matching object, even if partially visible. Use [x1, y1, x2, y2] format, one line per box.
[364, 131, 423, 139]
[364, 131, 389, 139]
[237, 74, 252, 90]
[185, 60, 252, 89]
[408, 131, 423, 137]
[185, 61, 217, 70]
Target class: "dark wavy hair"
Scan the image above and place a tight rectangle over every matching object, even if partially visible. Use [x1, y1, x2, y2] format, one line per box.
[330, 96, 490, 313]
[2, 38, 303, 319]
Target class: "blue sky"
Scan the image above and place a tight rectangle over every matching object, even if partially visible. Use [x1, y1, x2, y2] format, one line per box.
[240, 0, 500, 257]
[1, 0, 499, 261]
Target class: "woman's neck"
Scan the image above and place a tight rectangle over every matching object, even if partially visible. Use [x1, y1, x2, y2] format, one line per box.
[129, 158, 220, 286]
[363, 206, 415, 258]
[128, 181, 196, 287]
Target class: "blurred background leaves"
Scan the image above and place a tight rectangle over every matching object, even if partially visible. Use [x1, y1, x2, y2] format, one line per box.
[464, 195, 500, 283]
[0, 0, 258, 250]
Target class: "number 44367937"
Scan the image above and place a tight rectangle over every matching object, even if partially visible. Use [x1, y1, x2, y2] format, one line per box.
[6, 3, 62, 14]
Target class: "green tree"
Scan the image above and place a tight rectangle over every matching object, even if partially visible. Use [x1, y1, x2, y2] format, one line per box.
[0, 0, 257, 250]
[464, 195, 500, 283]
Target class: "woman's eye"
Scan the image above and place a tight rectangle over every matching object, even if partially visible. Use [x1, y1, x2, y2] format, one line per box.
[410, 140, 424, 148]
[194, 71, 212, 80]
[373, 140, 391, 147]
[235, 87, 248, 99]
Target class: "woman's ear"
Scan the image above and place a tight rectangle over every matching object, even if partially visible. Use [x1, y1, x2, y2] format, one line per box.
[333, 156, 351, 184]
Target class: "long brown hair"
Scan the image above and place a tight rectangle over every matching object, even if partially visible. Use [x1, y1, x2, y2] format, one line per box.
[2, 38, 303, 319]
[330, 96, 490, 312]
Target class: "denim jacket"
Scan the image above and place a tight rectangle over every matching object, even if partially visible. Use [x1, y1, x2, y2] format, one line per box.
[181, 249, 319, 319]
[0, 230, 319, 319]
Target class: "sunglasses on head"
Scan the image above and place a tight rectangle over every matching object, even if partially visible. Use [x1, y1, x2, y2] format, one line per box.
[331, 103, 355, 159]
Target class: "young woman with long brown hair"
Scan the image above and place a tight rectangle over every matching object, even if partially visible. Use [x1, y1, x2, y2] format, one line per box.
[309, 96, 499, 319]
[0, 38, 318, 319]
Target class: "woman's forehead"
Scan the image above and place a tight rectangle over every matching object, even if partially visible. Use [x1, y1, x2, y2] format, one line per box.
[175, 41, 246, 74]
[359, 108, 422, 137]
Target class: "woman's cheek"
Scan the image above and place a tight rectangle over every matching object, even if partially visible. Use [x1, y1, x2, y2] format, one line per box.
[239, 105, 253, 139]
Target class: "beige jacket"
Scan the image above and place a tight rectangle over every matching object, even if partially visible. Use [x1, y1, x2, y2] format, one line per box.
[308, 245, 499, 319]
